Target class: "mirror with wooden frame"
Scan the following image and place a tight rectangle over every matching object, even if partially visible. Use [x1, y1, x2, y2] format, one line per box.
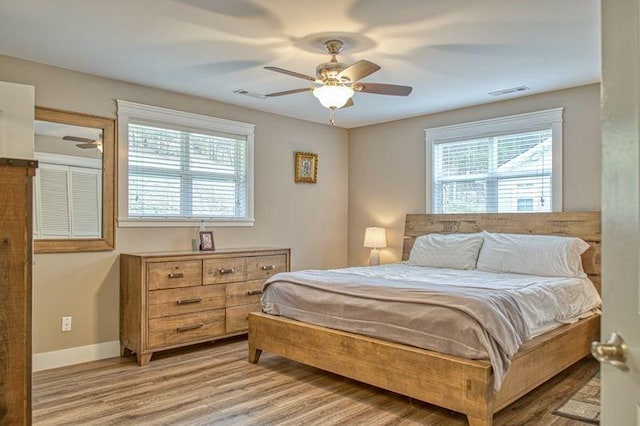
[34, 107, 115, 253]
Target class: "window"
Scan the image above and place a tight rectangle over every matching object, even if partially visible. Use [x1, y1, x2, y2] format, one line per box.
[426, 108, 563, 213]
[34, 153, 102, 239]
[117, 101, 254, 227]
[517, 198, 534, 212]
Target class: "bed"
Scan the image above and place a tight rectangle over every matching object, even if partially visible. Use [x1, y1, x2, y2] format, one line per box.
[247, 212, 601, 426]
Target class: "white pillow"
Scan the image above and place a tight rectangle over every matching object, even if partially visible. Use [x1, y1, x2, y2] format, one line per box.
[476, 231, 590, 277]
[408, 233, 484, 270]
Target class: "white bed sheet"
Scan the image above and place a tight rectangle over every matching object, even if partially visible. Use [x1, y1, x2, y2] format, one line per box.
[327, 263, 602, 340]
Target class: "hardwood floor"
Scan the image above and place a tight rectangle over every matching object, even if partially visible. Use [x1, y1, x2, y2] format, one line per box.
[33, 336, 598, 425]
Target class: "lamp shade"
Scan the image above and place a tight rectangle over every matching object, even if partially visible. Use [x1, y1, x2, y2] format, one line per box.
[363, 227, 387, 248]
[312, 85, 354, 108]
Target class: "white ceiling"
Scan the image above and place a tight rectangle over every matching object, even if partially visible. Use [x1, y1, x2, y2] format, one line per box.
[0, 0, 600, 128]
[34, 121, 101, 140]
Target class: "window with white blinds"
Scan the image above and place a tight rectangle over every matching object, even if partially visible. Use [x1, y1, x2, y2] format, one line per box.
[117, 101, 255, 227]
[426, 108, 563, 214]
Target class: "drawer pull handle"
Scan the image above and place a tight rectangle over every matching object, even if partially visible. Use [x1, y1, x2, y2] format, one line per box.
[260, 265, 275, 271]
[247, 290, 263, 296]
[176, 297, 203, 305]
[168, 272, 184, 279]
[218, 268, 235, 275]
[177, 323, 203, 332]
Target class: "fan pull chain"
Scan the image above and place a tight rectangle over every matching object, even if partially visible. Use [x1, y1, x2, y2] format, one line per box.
[329, 107, 336, 126]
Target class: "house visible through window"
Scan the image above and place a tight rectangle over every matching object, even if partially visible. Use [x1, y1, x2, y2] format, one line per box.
[426, 108, 563, 213]
[117, 101, 255, 227]
[517, 198, 534, 212]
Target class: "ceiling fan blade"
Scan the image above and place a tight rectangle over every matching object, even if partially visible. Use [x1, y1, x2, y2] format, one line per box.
[76, 143, 97, 149]
[353, 82, 413, 96]
[265, 88, 312, 97]
[339, 98, 354, 109]
[338, 60, 380, 82]
[264, 66, 317, 82]
[63, 135, 95, 143]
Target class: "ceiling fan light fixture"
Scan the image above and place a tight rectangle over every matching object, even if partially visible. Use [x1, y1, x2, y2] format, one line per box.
[262, 38, 411, 124]
[312, 84, 354, 109]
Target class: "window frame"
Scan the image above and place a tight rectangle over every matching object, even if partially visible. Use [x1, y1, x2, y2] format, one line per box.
[425, 108, 564, 213]
[117, 100, 255, 227]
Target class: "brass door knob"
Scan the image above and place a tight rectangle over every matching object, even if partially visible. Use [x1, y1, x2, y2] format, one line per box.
[591, 332, 628, 371]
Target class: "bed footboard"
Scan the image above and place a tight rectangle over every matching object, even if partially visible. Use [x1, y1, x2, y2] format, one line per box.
[248, 312, 494, 424]
[248, 312, 600, 426]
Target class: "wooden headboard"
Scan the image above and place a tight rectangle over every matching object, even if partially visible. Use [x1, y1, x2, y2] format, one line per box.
[402, 212, 601, 293]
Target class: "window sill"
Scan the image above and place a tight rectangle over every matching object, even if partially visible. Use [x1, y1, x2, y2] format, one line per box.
[117, 218, 255, 228]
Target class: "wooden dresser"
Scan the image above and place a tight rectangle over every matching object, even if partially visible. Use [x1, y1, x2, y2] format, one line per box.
[120, 247, 289, 366]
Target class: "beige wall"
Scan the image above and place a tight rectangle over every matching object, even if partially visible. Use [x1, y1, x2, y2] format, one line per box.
[348, 84, 601, 266]
[0, 54, 349, 353]
[0, 81, 34, 159]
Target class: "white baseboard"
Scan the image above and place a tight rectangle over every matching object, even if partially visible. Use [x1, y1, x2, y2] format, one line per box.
[33, 340, 120, 372]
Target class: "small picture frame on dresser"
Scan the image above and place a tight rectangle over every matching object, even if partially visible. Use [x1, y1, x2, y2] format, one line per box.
[199, 231, 215, 251]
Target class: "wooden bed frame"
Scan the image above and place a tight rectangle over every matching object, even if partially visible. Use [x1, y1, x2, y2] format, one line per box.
[248, 212, 601, 426]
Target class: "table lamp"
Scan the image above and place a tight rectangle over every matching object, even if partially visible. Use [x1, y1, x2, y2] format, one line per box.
[364, 227, 387, 266]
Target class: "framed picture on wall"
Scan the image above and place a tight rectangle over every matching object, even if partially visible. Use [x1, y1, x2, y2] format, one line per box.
[294, 152, 318, 183]
[199, 231, 215, 251]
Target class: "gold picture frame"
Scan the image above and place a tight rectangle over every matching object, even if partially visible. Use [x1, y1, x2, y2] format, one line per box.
[295, 152, 318, 183]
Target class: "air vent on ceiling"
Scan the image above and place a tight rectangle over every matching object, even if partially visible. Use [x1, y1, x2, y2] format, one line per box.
[233, 89, 266, 99]
[488, 86, 530, 97]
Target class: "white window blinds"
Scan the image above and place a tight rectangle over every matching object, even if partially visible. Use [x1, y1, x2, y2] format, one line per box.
[127, 122, 248, 220]
[433, 129, 553, 213]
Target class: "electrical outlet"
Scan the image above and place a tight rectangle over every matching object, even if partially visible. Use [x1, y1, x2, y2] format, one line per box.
[61, 316, 72, 332]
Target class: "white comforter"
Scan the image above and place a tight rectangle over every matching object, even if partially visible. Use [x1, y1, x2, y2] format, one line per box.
[328, 263, 602, 338]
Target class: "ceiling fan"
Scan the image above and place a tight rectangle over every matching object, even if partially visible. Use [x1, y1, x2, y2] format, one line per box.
[63, 135, 103, 152]
[263, 39, 412, 125]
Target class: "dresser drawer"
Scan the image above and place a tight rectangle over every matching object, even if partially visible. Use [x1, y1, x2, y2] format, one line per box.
[246, 255, 287, 280]
[148, 285, 225, 319]
[148, 260, 202, 290]
[148, 309, 225, 348]
[203, 258, 247, 284]
[225, 280, 264, 307]
[226, 303, 262, 333]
